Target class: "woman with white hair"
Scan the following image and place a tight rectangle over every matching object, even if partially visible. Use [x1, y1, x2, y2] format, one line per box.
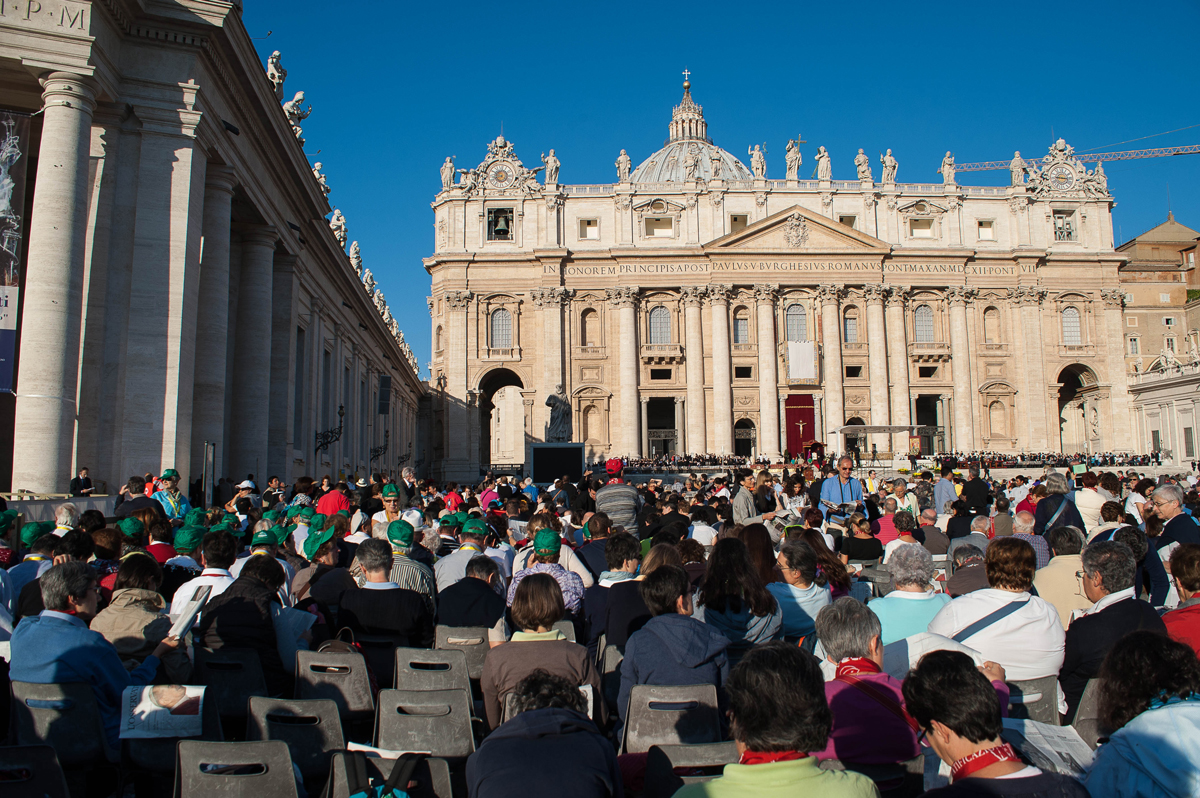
[1033, 472, 1085, 535]
[868, 543, 951, 645]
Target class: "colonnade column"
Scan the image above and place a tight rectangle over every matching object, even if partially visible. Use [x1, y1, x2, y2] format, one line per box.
[864, 284, 891, 455]
[12, 72, 97, 492]
[640, 397, 650, 457]
[443, 291, 473, 474]
[1016, 287, 1049, 450]
[608, 286, 640, 456]
[817, 285, 844, 454]
[708, 286, 734, 454]
[675, 396, 685, 453]
[228, 225, 278, 479]
[885, 287, 912, 456]
[754, 285, 781, 460]
[535, 287, 569, 435]
[946, 286, 976, 452]
[682, 286, 708, 454]
[1101, 290, 1133, 451]
[191, 165, 238, 480]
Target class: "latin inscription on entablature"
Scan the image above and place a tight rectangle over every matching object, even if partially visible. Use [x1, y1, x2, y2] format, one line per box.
[558, 260, 1018, 278]
[0, 0, 87, 31]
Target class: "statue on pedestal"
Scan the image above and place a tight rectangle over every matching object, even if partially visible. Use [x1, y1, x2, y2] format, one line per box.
[880, 149, 898, 184]
[785, 138, 802, 181]
[282, 91, 311, 144]
[748, 144, 767, 179]
[541, 149, 560, 184]
[1009, 151, 1025, 186]
[616, 149, 632, 182]
[349, 241, 362, 275]
[266, 51, 287, 101]
[329, 209, 347, 248]
[709, 151, 723, 180]
[854, 148, 872, 181]
[312, 162, 331, 196]
[939, 151, 956, 185]
[440, 157, 455, 191]
[545, 385, 572, 443]
[683, 147, 699, 181]
[362, 268, 375, 294]
[815, 146, 832, 181]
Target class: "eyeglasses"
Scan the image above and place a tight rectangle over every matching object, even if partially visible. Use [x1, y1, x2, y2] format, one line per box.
[917, 728, 930, 747]
[1153, 499, 1175, 507]
[1075, 570, 1089, 580]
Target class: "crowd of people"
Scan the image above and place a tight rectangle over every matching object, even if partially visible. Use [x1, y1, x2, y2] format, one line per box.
[590, 454, 758, 474]
[2, 455, 1199, 797]
[931, 452, 1163, 471]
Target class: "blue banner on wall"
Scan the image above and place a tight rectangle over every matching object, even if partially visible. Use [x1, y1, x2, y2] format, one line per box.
[0, 110, 31, 393]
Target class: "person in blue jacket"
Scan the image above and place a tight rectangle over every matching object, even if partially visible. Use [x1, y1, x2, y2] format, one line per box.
[820, 456, 864, 519]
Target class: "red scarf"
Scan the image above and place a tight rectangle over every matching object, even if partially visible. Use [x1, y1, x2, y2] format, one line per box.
[950, 743, 1022, 781]
[835, 657, 882, 678]
[738, 750, 808, 766]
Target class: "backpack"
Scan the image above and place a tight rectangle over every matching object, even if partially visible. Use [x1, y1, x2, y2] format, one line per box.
[341, 752, 428, 798]
[317, 627, 380, 700]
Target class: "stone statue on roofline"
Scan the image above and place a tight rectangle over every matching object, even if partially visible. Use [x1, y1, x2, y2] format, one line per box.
[440, 157, 455, 191]
[283, 91, 311, 144]
[815, 146, 832, 181]
[855, 148, 872, 181]
[349, 241, 362, 275]
[748, 144, 767, 179]
[312, 162, 331, 196]
[329, 209, 347, 248]
[362, 268, 375, 294]
[880, 149, 898, 184]
[1010, 152, 1025, 186]
[939, 151, 956, 185]
[266, 51, 287, 101]
[616, 149, 631, 182]
[541, 150, 560, 184]
[785, 138, 803, 181]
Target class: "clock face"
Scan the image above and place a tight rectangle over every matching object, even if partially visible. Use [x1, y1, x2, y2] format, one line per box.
[1048, 164, 1076, 191]
[488, 162, 515, 188]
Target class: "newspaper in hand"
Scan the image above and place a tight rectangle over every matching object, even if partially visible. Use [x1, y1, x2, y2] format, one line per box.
[1002, 718, 1094, 776]
[168, 584, 211, 639]
[120, 685, 204, 739]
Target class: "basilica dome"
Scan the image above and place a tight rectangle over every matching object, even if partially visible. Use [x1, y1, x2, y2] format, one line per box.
[630, 81, 753, 184]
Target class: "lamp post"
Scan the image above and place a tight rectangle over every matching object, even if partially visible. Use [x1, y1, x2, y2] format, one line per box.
[316, 405, 345, 454]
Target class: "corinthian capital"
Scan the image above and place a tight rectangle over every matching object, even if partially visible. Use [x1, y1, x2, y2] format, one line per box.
[444, 290, 474, 309]
[1101, 289, 1125, 309]
[945, 286, 978, 307]
[816, 284, 842, 305]
[1007, 286, 1047, 307]
[884, 286, 911, 307]
[861, 284, 887, 304]
[753, 284, 778, 304]
[606, 285, 639, 308]
[707, 284, 733, 305]
[680, 285, 708, 307]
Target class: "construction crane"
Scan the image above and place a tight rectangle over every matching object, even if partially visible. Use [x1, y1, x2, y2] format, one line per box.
[955, 144, 1200, 173]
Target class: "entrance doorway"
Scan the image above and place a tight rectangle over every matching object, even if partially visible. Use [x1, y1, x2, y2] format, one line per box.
[478, 368, 525, 467]
[914, 395, 942, 455]
[1057, 364, 1099, 454]
[647, 397, 677, 456]
[734, 418, 756, 459]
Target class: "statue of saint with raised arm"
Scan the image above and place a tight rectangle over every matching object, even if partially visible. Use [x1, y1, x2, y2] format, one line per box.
[785, 138, 803, 181]
[880, 149, 898, 184]
[542, 149, 560, 184]
[282, 91, 312, 143]
[748, 144, 767, 179]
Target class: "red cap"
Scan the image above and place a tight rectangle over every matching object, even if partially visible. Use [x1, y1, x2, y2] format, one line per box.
[606, 458, 623, 475]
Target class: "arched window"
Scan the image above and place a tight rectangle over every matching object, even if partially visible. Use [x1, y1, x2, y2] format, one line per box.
[914, 304, 934, 343]
[733, 308, 750, 344]
[1062, 307, 1081, 346]
[989, 401, 1007, 438]
[785, 303, 807, 342]
[580, 308, 598, 346]
[983, 306, 1001, 344]
[843, 307, 859, 343]
[583, 405, 600, 443]
[648, 306, 671, 344]
[490, 308, 512, 348]
[435, 326, 443, 351]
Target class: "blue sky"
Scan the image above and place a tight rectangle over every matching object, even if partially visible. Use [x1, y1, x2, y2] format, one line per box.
[243, 0, 1200, 380]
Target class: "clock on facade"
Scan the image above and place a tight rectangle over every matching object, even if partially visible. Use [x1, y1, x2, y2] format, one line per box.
[1048, 164, 1076, 191]
[488, 163, 514, 188]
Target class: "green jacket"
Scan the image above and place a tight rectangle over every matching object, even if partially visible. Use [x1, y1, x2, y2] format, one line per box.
[674, 757, 879, 798]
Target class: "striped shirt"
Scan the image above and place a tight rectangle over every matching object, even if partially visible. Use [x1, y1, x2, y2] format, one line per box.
[595, 481, 641, 530]
[506, 562, 584, 612]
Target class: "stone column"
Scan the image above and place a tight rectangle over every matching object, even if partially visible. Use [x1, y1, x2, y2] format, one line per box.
[1013, 287, 1049, 450]
[864, 284, 891, 454]
[708, 286, 734, 454]
[190, 165, 238, 479]
[1102, 290, 1133, 451]
[443, 291, 473, 478]
[936, 397, 947, 451]
[682, 286, 708, 454]
[268, 253, 299, 482]
[885, 288, 912, 454]
[228, 225, 278, 479]
[947, 287, 977, 452]
[608, 286, 640, 456]
[754, 285, 781, 460]
[12, 73, 97, 492]
[641, 397, 650, 456]
[818, 285, 844, 453]
[814, 394, 824, 443]
[534, 287, 569, 437]
[675, 396, 685, 453]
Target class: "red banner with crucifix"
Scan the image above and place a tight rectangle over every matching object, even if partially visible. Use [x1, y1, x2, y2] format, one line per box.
[784, 394, 816, 457]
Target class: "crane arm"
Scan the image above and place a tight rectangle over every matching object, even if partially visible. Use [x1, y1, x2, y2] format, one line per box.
[955, 144, 1200, 172]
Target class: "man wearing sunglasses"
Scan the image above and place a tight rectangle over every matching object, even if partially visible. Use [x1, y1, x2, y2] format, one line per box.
[819, 456, 864, 519]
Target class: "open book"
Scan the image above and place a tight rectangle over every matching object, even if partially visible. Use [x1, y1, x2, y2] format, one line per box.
[120, 685, 204, 739]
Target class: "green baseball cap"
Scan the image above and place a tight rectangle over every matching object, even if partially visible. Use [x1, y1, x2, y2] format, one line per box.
[173, 525, 206, 553]
[160, 468, 180, 480]
[381, 483, 399, 498]
[274, 524, 295, 546]
[461, 517, 488, 538]
[298, 506, 315, 521]
[387, 519, 415, 552]
[303, 526, 336, 560]
[263, 510, 282, 524]
[286, 505, 304, 520]
[251, 528, 276, 547]
[533, 529, 562, 557]
[184, 508, 207, 527]
[0, 509, 18, 535]
[117, 517, 145, 540]
[308, 514, 328, 533]
[440, 512, 464, 531]
[336, 509, 351, 519]
[20, 521, 53, 547]
[221, 513, 240, 526]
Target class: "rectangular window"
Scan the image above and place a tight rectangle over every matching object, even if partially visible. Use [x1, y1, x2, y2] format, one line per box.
[1053, 210, 1075, 241]
[845, 365, 863, 378]
[977, 220, 995, 241]
[1165, 317, 1177, 327]
[733, 317, 750, 344]
[910, 218, 934, 238]
[487, 207, 514, 241]
[729, 214, 748, 233]
[1167, 337, 1177, 352]
[645, 217, 673, 238]
[734, 366, 753, 379]
[293, 326, 306, 445]
[1189, 252, 1196, 268]
[838, 215, 858, 230]
[844, 316, 858, 343]
[1186, 427, 1195, 459]
[1128, 337, 1139, 355]
[918, 366, 938, 378]
[1127, 317, 1138, 327]
[1152, 430, 1162, 451]
[650, 368, 672, 380]
[578, 219, 599, 240]
[1161, 293, 1171, 303]
[322, 349, 332, 431]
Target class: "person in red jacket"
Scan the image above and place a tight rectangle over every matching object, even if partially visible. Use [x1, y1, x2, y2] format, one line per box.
[1165, 543, 1200, 657]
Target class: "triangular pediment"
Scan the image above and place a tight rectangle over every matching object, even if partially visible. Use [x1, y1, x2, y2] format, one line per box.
[705, 204, 888, 252]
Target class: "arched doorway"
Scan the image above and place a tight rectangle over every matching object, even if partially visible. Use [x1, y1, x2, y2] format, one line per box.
[844, 417, 866, 464]
[478, 368, 525, 468]
[1056, 364, 1099, 454]
[734, 418, 756, 459]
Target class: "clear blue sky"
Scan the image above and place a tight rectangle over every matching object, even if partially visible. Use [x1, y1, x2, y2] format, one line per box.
[243, 0, 1200, 380]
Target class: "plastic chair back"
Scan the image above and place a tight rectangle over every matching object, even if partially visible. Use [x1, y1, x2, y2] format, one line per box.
[0, 744, 70, 798]
[193, 648, 269, 721]
[552, 619, 576, 642]
[1071, 678, 1110, 749]
[620, 683, 722, 754]
[373, 688, 475, 760]
[10, 682, 116, 767]
[322, 752, 452, 798]
[173, 739, 298, 798]
[434, 626, 489, 680]
[125, 689, 224, 774]
[841, 756, 925, 798]
[601, 644, 624, 711]
[246, 697, 344, 780]
[500, 684, 594, 724]
[1007, 676, 1061, 725]
[393, 647, 471, 692]
[644, 742, 739, 796]
[295, 650, 375, 722]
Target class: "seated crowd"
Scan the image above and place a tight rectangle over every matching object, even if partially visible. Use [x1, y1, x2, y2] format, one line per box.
[1, 457, 1199, 798]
